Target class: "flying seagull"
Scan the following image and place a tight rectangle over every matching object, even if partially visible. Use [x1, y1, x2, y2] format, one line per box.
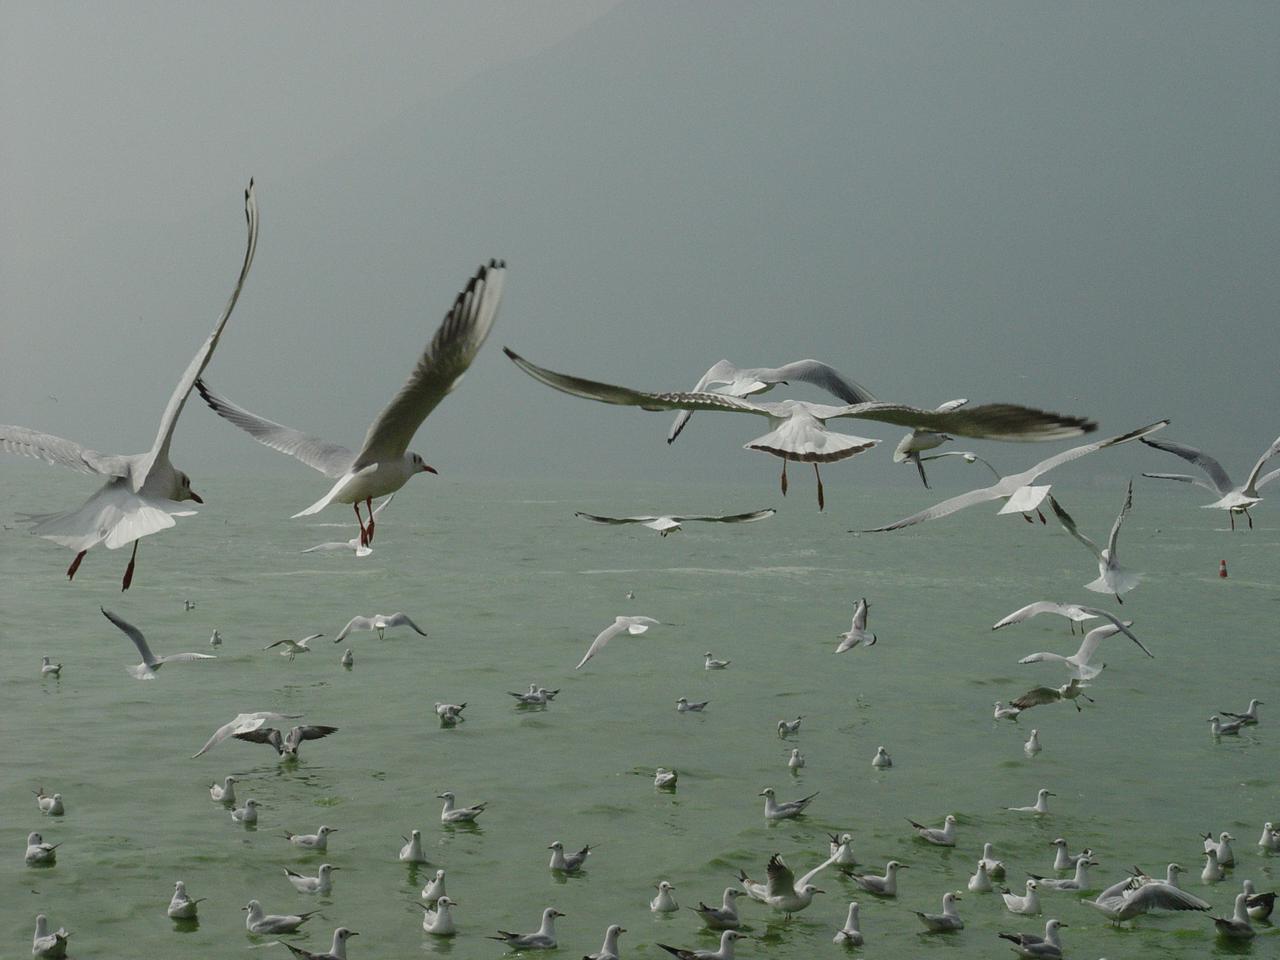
[1140, 434, 1280, 530]
[1047, 481, 1141, 602]
[100, 608, 217, 680]
[576, 615, 661, 670]
[574, 508, 774, 536]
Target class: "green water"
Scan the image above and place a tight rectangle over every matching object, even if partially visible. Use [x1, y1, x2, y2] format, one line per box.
[2, 467, 1277, 958]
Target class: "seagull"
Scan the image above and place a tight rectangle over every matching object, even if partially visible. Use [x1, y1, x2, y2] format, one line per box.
[506, 347, 1097, 510]
[284, 825, 337, 850]
[1049, 839, 1091, 871]
[209, 629, 222, 646]
[657, 930, 745, 960]
[575, 508, 775, 536]
[40, 656, 62, 678]
[24, 832, 58, 865]
[908, 814, 957, 845]
[1047, 482, 1141, 602]
[209, 776, 238, 803]
[691, 888, 745, 929]
[509, 685, 558, 705]
[1085, 875, 1210, 921]
[420, 868, 447, 903]
[777, 716, 804, 737]
[845, 860, 908, 897]
[548, 841, 592, 873]
[264, 633, 324, 660]
[1141, 434, 1280, 529]
[828, 832, 856, 866]
[654, 768, 678, 789]
[834, 901, 864, 945]
[398, 829, 429, 863]
[1128, 863, 1186, 888]
[1002, 879, 1042, 915]
[196, 260, 505, 545]
[231, 798, 259, 823]
[333, 612, 427, 642]
[1024, 729, 1042, 756]
[233, 724, 338, 759]
[1241, 879, 1277, 921]
[651, 880, 679, 912]
[969, 861, 993, 892]
[585, 923, 625, 960]
[980, 843, 1007, 880]
[339, 649, 354, 668]
[576, 615, 661, 669]
[285, 864, 338, 895]
[100, 607, 217, 679]
[893, 398, 969, 487]
[1017, 620, 1153, 681]
[33, 788, 64, 815]
[1008, 788, 1055, 814]
[1011, 679, 1095, 713]
[677, 697, 710, 712]
[1258, 822, 1279, 852]
[871, 746, 892, 767]
[415, 897, 457, 937]
[1203, 831, 1236, 867]
[184, 599, 197, 611]
[167, 881, 204, 919]
[998, 918, 1068, 958]
[859, 420, 1167, 531]
[438, 792, 486, 823]
[760, 786, 818, 820]
[32, 914, 70, 959]
[1221, 699, 1262, 725]
[1201, 849, 1225, 882]
[666, 358, 877, 444]
[1031, 858, 1099, 892]
[434, 702, 466, 726]
[994, 701, 1022, 721]
[1209, 715, 1248, 736]
[787, 748, 805, 770]
[738, 851, 833, 916]
[991, 600, 1101, 635]
[704, 652, 731, 669]
[487, 907, 563, 949]
[301, 494, 395, 556]
[281, 927, 359, 960]
[242, 899, 318, 934]
[0, 181, 258, 589]
[915, 891, 964, 932]
[1212, 893, 1256, 940]
[834, 598, 876, 652]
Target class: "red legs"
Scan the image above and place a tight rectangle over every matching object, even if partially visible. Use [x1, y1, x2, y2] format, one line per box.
[363, 497, 375, 544]
[66, 550, 87, 581]
[780, 460, 788, 496]
[814, 463, 825, 512]
[121, 539, 139, 592]
[354, 502, 370, 546]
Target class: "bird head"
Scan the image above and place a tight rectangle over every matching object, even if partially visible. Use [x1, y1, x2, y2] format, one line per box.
[409, 452, 438, 475]
[177, 471, 203, 503]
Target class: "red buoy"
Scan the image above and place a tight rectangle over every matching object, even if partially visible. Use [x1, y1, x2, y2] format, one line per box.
[1219, 559, 1228, 579]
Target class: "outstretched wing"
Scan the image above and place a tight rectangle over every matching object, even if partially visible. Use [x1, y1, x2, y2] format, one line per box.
[334, 616, 375, 642]
[101, 606, 158, 668]
[384, 612, 428, 635]
[1125, 882, 1211, 913]
[191, 711, 302, 758]
[576, 617, 631, 669]
[795, 851, 839, 889]
[574, 512, 652, 525]
[992, 601, 1093, 630]
[1048, 495, 1102, 559]
[195, 380, 354, 478]
[287, 725, 338, 749]
[1105, 479, 1133, 556]
[675, 509, 776, 524]
[827, 400, 1095, 442]
[139, 179, 260, 483]
[1243, 436, 1280, 493]
[765, 854, 798, 898]
[0, 426, 132, 478]
[355, 260, 506, 464]
[1140, 470, 1216, 491]
[1139, 436, 1233, 494]
[1011, 686, 1061, 709]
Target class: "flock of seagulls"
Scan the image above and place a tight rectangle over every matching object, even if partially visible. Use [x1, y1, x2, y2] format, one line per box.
[9, 180, 1279, 959]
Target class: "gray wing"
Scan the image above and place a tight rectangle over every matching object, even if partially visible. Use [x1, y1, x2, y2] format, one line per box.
[384, 613, 428, 635]
[506, 348, 773, 417]
[1126, 882, 1211, 912]
[286, 725, 338, 748]
[191, 711, 302, 757]
[1139, 436, 1233, 494]
[752, 359, 878, 404]
[919, 450, 1003, 479]
[195, 379, 354, 478]
[574, 512, 653, 525]
[673, 509, 776, 524]
[858, 480, 1008, 532]
[826, 400, 1096, 442]
[1256, 467, 1280, 490]
[992, 601, 1088, 630]
[233, 727, 282, 746]
[1048, 495, 1102, 559]
[1243, 435, 1280, 491]
[101, 606, 158, 668]
[334, 616, 375, 641]
[355, 260, 505, 464]
[1140, 471, 1217, 491]
[667, 359, 740, 442]
[765, 855, 798, 898]
[138, 180, 259, 484]
[1105, 479, 1133, 556]
[0, 426, 131, 478]
[1011, 686, 1062, 709]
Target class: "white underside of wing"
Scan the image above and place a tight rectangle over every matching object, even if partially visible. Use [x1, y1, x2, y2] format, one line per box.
[998, 485, 1052, 514]
[23, 480, 194, 551]
[745, 416, 879, 463]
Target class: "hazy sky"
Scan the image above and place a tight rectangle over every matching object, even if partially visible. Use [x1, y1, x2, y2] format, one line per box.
[3, 1, 1277, 499]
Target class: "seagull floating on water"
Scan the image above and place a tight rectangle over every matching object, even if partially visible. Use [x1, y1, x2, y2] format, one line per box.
[576, 615, 661, 669]
[677, 697, 709, 713]
[285, 864, 338, 895]
[25, 832, 59, 864]
[994, 701, 1022, 721]
[1258, 822, 1279, 852]
[583, 923, 624, 960]
[846, 860, 908, 897]
[415, 896, 458, 936]
[871, 746, 892, 768]
[704, 651, 731, 669]
[231, 798, 259, 823]
[1209, 715, 1247, 736]
[998, 918, 1067, 958]
[434, 702, 466, 726]
[980, 843, 1007, 879]
[1203, 831, 1236, 867]
[548, 841, 592, 873]
[1212, 892, 1256, 940]
[654, 767, 678, 789]
[196, 260, 505, 546]
[657, 929, 744, 960]
[833, 901, 864, 945]
[1241, 879, 1277, 921]
[1050, 839, 1091, 871]
[1221, 699, 1262, 725]
[1002, 879, 1042, 915]
[487, 907, 562, 949]
[787, 748, 805, 770]
[34, 787, 64, 815]
[1140, 433, 1280, 530]
[40, 656, 62, 678]
[691, 888, 744, 929]
[575, 508, 775, 536]
[909, 813, 958, 845]
[1032, 857, 1099, 892]
[242, 899, 317, 934]
[1025, 729, 1042, 756]
[100, 608, 217, 679]
[969, 861, 993, 892]
[777, 716, 803, 737]
[916, 891, 964, 932]
[32, 914, 70, 958]
[281, 926, 358, 960]
[828, 832, 856, 866]
[167, 880, 204, 919]
[1008, 787, 1055, 814]
[439, 791, 486, 823]
[0, 181, 258, 590]
[209, 629, 222, 646]
[760, 786, 818, 820]
[399, 830, 429, 863]
[651, 880, 679, 912]
[420, 868, 447, 903]
[284, 825, 336, 850]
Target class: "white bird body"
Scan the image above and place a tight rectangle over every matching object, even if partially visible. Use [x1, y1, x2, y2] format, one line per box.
[657, 929, 744, 960]
[1032, 858, 1098, 892]
[576, 615, 661, 669]
[1213, 892, 1256, 940]
[196, 260, 506, 543]
[33, 788, 64, 815]
[264, 633, 324, 660]
[760, 786, 818, 820]
[834, 901, 864, 945]
[285, 825, 336, 850]
[339, 649, 354, 668]
[1202, 849, 1225, 882]
[651, 880, 679, 912]
[998, 918, 1067, 958]
[1008, 788, 1055, 814]
[704, 652, 732, 669]
[738, 852, 833, 916]
[828, 832, 856, 866]
[439, 792, 486, 823]
[1085, 877, 1211, 921]
[334, 612, 427, 642]
[1050, 839, 1091, 871]
[285, 864, 337, 895]
[399, 829, 429, 863]
[418, 896, 457, 936]
[100, 607, 217, 680]
[1048, 482, 1142, 601]
[1025, 729, 1042, 756]
[677, 697, 709, 712]
[548, 840, 592, 872]
[231, 798, 258, 823]
[969, 861, 993, 892]
[1141, 434, 1280, 529]
[788, 748, 805, 770]
[1203, 831, 1236, 867]
[32, 915, 70, 959]
[25, 832, 59, 865]
[280, 926, 357, 960]
[242, 899, 317, 934]
[909, 814, 957, 845]
[893, 398, 969, 486]
[0, 182, 258, 590]
[1242, 879, 1277, 921]
[167, 881, 204, 919]
[847, 860, 908, 897]
[1221, 698, 1262, 724]
[692, 888, 744, 929]
[585, 923, 625, 960]
[209, 630, 222, 646]
[916, 891, 964, 932]
[994, 701, 1022, 721]
[1002, 879, 1042, 915]
[871, 745, 892, 767]
[40, 656, 62, 678]
[1209, 714, 1247, 736]
[654, 768, 678, 789]
[835, 597, 876, 652]
[980, 843, 1007, 880]
[1258, 822, 1279, 851]
[421, 869, 447, 903]
[576, 508, 774, 536]
[488, 907, 562, 949]
[777, 716, 804, 737]
[1018, 620, 1152, 681]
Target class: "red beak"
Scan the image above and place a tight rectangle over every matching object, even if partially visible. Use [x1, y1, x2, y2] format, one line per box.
[421, 464, 438, 475]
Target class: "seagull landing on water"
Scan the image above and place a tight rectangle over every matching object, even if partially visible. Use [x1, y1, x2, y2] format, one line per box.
[506, 347, 1097, 511]
[575, 508, 775, 536]
[1141, 433, 1280, 530]
[235, 724, 338, 760]
[1048, 483, 1141, 602]
[576, 616, 661, 670]
[193, 712, 304, 758]
[1011, 679, 1095, 713]
[263, 633, 323, 660]
[196, 260, 505, 547]
[835, 598, 876, 652]
[0, 181, 258, 590]
[871, 745, 892, 767]
[334, 612, 427, 643]
[738, 851, 834, 917]
[1031, 858, 1099, 892]
[100, 608, 216, 679]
